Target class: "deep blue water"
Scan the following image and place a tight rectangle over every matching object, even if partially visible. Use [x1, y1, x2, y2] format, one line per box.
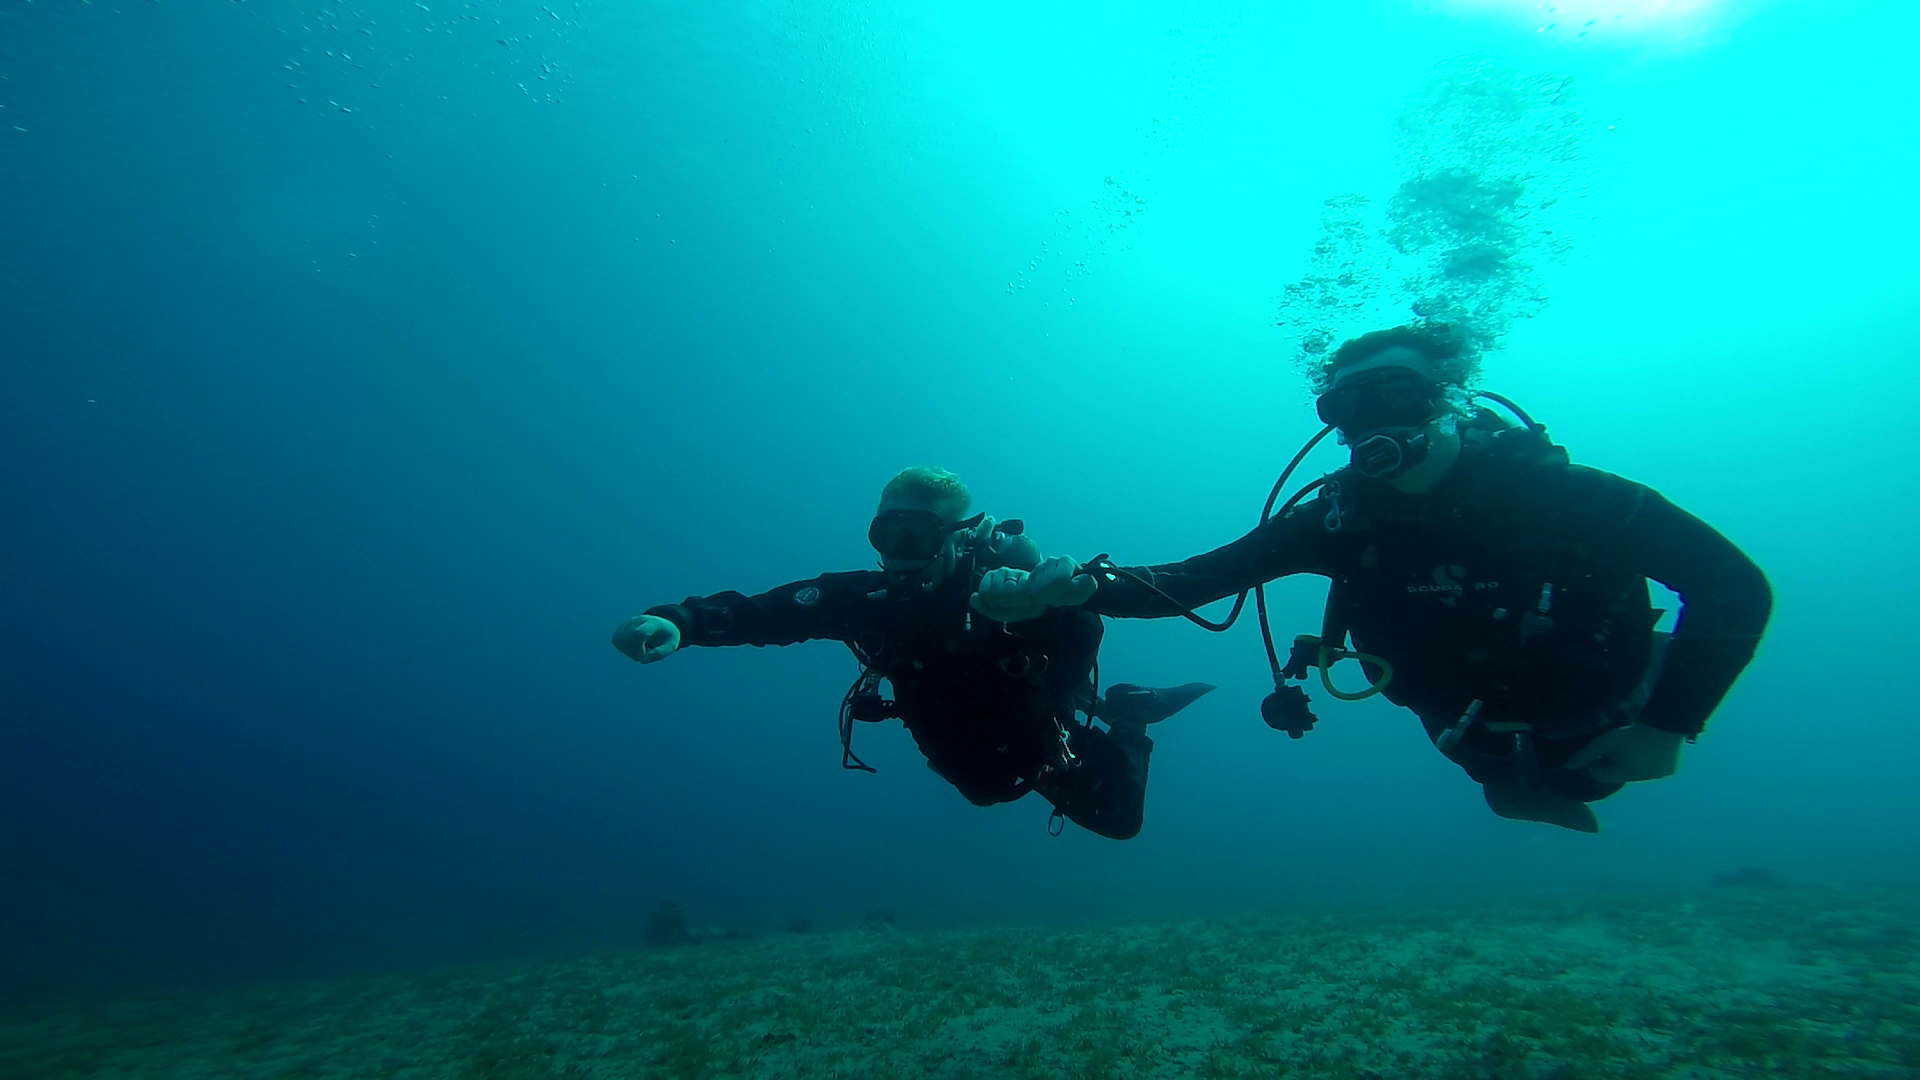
[3, 0, 1916, 1010]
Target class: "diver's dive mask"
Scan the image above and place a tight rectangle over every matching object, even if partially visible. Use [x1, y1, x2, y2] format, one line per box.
[868, 510, 985, 562]
[1315, 367, 1442, 480]
[870, 510, 987, 590]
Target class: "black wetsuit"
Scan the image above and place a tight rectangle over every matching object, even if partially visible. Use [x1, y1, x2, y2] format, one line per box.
[646, 566, 1154, 839]
[1088, 439, 1772, 803]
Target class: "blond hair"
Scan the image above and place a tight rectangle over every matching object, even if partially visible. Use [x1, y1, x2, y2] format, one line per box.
[877, 466, 971, 523]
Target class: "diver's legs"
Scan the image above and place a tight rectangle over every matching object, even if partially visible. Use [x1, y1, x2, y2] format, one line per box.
[1040, 727, 1152, 840]
[1484, 635, 1670, 831]
[1422, 712, 1614, 833]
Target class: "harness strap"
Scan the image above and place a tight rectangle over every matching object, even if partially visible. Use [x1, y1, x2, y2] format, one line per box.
[1319, 576, 1352, 658]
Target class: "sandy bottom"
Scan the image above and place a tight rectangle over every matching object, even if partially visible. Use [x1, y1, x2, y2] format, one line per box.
[3, 887, 1915, 1079]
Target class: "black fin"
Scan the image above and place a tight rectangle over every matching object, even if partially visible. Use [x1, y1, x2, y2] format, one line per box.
[1482, 781, 1600, 833]
[1095, 682, 1217, 729]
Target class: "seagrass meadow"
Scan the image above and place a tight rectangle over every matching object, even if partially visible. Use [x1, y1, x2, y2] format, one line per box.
[3, 886, 1914, 1080]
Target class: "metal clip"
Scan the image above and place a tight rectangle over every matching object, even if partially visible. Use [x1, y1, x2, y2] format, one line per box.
[1435, 699, 1483, 756]
[1323, 480, 1344, 533]
[1054, 718, 1079, 768]
[1520, 582, 1556, 645]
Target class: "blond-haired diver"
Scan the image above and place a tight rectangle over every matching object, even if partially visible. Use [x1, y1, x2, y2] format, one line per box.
[613, 467, 1212, 839]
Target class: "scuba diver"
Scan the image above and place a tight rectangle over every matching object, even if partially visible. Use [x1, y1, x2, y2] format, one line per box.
[970, 324, 1772, 832]
[611, 466, 1214, 840]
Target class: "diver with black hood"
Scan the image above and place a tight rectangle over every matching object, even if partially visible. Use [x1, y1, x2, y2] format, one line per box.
[612, 466, 1213, 840]
[970, 324, 1773, 832]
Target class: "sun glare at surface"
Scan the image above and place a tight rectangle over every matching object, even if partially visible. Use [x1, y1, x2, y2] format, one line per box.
[1431, 0, 1751, 46]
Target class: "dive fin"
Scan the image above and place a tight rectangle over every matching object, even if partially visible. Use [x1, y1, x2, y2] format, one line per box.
[1094, 682, 1217, 729]
[1482, 781, 1600, 833]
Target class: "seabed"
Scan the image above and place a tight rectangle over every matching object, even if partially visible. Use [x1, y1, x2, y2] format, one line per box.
[4, 887, 1915, 1079]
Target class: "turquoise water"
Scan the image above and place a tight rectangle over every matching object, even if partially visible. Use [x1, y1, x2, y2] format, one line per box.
[1, 0, 1915, 1020]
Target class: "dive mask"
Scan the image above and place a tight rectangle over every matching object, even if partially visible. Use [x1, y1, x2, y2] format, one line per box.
[1315, 367, 1437, 430]
[868, 510, 986, 562]
[1316, 367, 1441, 480]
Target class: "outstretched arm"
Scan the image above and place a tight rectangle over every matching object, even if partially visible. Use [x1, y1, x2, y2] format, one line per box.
[1083, 510, 1325, 619]
[612, 570, 883, 662]
[970, 508, 1323, 624]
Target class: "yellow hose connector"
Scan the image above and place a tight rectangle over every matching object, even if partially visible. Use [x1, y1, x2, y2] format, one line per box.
[1293, 635, 1394, 701]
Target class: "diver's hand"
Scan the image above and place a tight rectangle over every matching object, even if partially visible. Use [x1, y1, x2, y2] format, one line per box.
[1565, 722, 1684, 784]
[612, 614, 680, 664]
[970, 556, 1097, 623]
[1029, 555, 1098, 607]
